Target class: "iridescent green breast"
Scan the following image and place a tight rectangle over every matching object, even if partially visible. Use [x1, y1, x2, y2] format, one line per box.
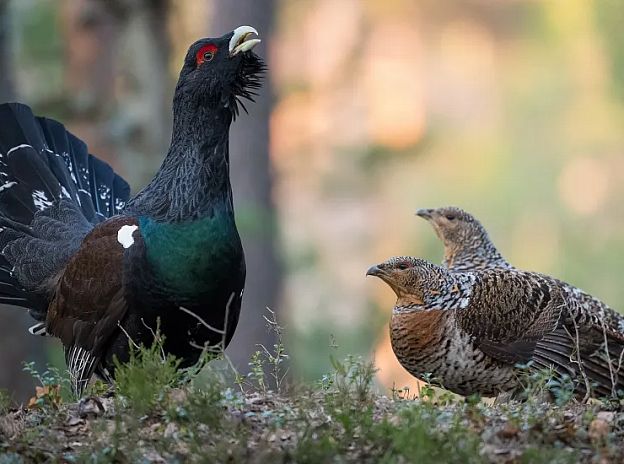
[138, 213, 242, 297]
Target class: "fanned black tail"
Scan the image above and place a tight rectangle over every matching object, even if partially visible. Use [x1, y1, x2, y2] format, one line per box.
[0, 103, 131, 318]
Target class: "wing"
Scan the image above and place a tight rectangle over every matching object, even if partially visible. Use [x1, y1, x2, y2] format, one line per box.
[532, 296, 624, 397]
[46, 216, 138, 394]
[457, 270, 564, 366]
[557, 281, 624, 335]
[459, 270, 624, 397]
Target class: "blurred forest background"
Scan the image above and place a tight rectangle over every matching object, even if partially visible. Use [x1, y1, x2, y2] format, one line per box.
[1, 0, 624, 401]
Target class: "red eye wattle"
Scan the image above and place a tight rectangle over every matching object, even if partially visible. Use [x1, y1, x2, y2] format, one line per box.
[196, 44, 218, 66]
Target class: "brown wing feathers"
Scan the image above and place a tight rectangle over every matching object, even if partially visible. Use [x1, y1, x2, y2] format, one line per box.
[46, 217, 136, 394]
[457, 272, 562, 358]
[469, 271, 624, 396]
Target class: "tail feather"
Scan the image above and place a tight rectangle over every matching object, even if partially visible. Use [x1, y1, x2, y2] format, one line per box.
[0, 102, 131, 318]
[37, 116, 97, 220]
[0, 262, 39, 312]
[36, 115, 130, 221]
[88, 154, 130, 218]
[535, 329, 624, 397]
[38, 119, 89, 212]
[0, 145, 63, 223]
[0, 104, 46, 153]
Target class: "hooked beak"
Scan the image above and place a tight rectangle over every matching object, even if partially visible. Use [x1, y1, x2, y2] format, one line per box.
[229, 25, 261, 56]
[415, 208, 434, 220]
[366, 265, 384, 277]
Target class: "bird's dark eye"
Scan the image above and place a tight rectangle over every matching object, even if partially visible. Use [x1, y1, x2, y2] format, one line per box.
[203, 51, 214, 62]
[445, 214, 456, 221]
[396, 262, 409, 270]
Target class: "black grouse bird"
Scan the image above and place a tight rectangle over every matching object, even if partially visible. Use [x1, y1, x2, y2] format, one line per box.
[0, 26, 264, 394]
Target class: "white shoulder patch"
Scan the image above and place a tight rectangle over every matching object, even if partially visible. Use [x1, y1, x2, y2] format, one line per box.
[117, 224, 138, 249]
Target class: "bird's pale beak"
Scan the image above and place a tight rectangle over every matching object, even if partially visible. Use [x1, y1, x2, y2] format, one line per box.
[229, 25, 261, 56]
[366, 265, 383, 277]
[415, 208, 434, 220]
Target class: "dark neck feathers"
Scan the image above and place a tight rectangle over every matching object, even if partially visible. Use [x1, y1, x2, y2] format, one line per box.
[126, 96, 235, 222]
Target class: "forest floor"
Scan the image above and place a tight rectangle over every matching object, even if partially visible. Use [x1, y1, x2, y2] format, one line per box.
[1, 331, 624, 463]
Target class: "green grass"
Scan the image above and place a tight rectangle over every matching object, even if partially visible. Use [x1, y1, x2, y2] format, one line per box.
[3, 322, 623, 463]
[113, 337, 183, 416]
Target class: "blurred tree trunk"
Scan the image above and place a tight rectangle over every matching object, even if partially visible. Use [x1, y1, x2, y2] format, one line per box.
[210, 1, 282, 375]
[105, 0, 173, 186]
[61, 0, 172, 185]
[60, 0, 120, 164]
[0, 0, 47, 404]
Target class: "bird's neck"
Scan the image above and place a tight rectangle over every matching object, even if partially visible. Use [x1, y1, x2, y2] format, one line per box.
[127, 99, 235, 222]
[395, 273, 475, 314]
[445, 236, 509, 271]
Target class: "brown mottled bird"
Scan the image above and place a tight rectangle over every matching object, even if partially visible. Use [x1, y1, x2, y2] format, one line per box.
[367, 257, 624, 398]
[415, 206, 624, 341]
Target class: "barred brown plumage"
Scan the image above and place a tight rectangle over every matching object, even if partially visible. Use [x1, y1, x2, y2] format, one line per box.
[417, 207, 624, 362]
[367, 256, 624, 398]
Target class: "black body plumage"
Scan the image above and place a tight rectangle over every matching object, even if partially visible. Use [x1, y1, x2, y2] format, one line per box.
[0, 26, 264, 394]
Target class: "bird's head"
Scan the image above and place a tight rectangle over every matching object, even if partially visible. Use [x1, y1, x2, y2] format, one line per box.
[366, 257, 448, 307]
[175, 26, 265, 116]
[415, 206, 486, 252]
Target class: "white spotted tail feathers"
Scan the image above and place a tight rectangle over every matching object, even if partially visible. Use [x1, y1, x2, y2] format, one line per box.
[0, 103, 131, 323]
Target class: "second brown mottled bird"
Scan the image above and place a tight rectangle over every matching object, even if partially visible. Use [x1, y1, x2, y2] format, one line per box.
[417, 206, 624, 342]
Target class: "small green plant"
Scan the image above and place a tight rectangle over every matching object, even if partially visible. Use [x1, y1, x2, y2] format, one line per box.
[170, 365, 229, 429]
[328, 354, 377, 406]
[184, 384, 225, 428]
[113, 335, 183, 416]
[417, 372, 437, 402]
[243, 307, 290, 393]
[546, 374, 575, 406]
[515, 363, 552, 400]
[84, 378, 111, 398]
[321, 355, 378, 438]
[514, 364, 576, 407]
[26, 384, 62, 410]
[248, 350, 267, 392]
[23, 361, 72, 405]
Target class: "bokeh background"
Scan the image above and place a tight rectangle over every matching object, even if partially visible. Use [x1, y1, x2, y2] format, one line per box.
[1, 0, 624, 401]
